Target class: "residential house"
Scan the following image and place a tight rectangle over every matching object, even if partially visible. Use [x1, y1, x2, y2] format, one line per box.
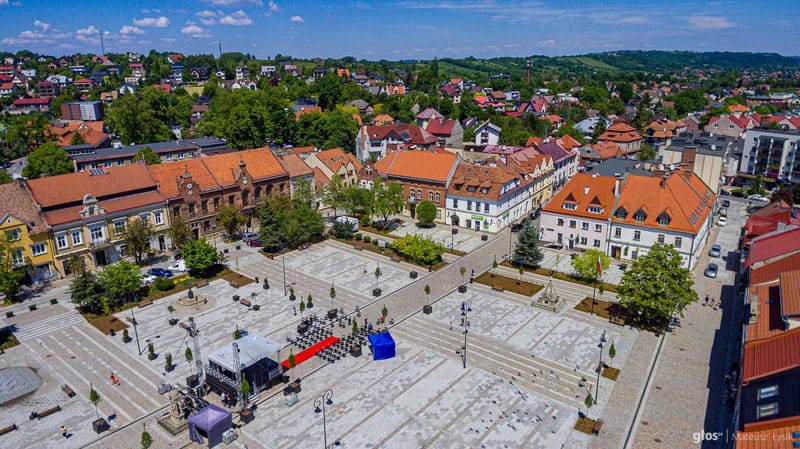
[741, 201, 800, 248]
[416, 108, 443, 128]
[661, 141, 727, 193]
[68, 65, 87, 75]
[0, 81, 16, 98]
[384, 83, 406, 96]
[373, 150, 459, 223]
[474, 121, 501, 146]
[0, 181, 55, 282]
[69, 138, 228, 171]
[346, 99, 373, 115]
[705, 114, 756, 138]
[279, 153, 316, 204]
[304, 147, 362, 187]
[425, 117, 464, 149]
[740, 129, 800, 183]
[508, 149, 555, 208]
[235, 65, 249, 81]
[35, 80, 60, 97]
[127, 63, 146, 84]
[25, 163, 169, 274]
[312, 66, 326, 79]
[74, 78, 95, 94]
[11, 98, 51, 115]
[575, 117, 611, 139]
[61, 101, 104, 121]
[597, 122, 644, 155]
[170, 63, 184, 85]
[580, 141, 625, 168]
[261, 65, 276, 77]
[355, 124, 438, 162]
[50, 121, 109, 149]
[539, 173, 617, 251]
[190, 67, 209, 82]
[535, 141, 580, 191]
[147, 147, 289, 240]
[644, 119, 687, 150]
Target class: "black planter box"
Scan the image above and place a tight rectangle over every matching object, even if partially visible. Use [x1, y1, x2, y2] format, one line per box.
[481, 234, 488, 241]
[5, 311, 13, 318]
[372, 288, 382, 297]
[168, 318, 179, 326]
[263, 283, 270, 290]
[122, 336, 131, 344]
[50, 298, 58, 305]
[165, 364, 174, 372]
[233, 295, 240, 302]
[327, 309, 338, 319]
[423, 304, 433, 314]
[186, 375, 199, 388]
[148, 353, 157, 361]
[29, 304, 37, 311]
[223, 248, 229, 253]
[240, 409, 254, 424]
[350, 345, 362, 357]
[236, 245, 241, 250]
[289, 295, 296, 301]
[306, 301, 314, 309]
[410, 271, 418, 279]
[92, 418, 109, 433]
[458, 285, 467, 293]
[252, 304, 260, 311]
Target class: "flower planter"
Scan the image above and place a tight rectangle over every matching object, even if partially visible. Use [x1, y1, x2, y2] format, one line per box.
[5, 311, 13, 318]
[92, 418, 109, 433]
[422, 304, 433, 314]
[458, 285, 467, 293]
[223, 248, 229, 253]
[481, 234, 488, 241]
[122, 336, 132, 344]
[289, 295, 296, 301]
[168, 318, 179, 326]
[306, 301, 313, 309]
[262, 282, 270, 290]
[409, 271, 418, 279]
[186, 375, 199, 388]
[239, 409, 254, 424]
[327, 309, 338, 319]
[28, 305, 37, 311]
[233, 295, 240, 302]
[165, 364, 174, 372]
[235, 245, 241, 250]
[252, 304, 260, 311]
[50, 298, 58, 305]
[372, 288, 382, 297]
[148, 352, 157, 361]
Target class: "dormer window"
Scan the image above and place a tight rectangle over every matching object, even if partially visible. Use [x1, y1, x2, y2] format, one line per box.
[480, 188, 489, 194]
[633, 208, 648, 222]
[615, 206, 628, 219]
[588, 206, 603, 214]
[563, 202, 577, 210]
[657, 211, 671, 226]
[467, 186, 477, 193]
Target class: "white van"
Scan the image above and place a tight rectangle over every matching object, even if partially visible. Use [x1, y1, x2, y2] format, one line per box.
[335, 216, 359, 232]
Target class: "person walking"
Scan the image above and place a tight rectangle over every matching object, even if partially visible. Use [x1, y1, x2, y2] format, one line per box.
[60, 425, 67, 438]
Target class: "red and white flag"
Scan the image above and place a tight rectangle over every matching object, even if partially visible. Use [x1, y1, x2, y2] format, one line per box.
[597, 255, 603, 277]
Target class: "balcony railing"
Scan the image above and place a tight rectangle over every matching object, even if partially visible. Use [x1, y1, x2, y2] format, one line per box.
[89, 238, 111, 248]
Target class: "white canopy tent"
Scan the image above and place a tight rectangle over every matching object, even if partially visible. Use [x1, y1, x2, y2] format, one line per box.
[207, 334, 282, 372]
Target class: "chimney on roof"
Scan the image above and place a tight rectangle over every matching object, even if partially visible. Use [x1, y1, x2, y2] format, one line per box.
[614, 178, 621, 196]
[584, 186, 590, 196]
[660, 173, 669, 188]
[681, 147, 697, 171]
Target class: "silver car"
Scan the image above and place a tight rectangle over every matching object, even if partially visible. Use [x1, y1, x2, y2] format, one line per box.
[704, 263, 719, 278]
[708, 244, 721, 258]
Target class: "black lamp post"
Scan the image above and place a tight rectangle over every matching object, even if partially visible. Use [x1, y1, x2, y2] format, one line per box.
[282, 253, 288, 295]
[130, 307, 142, 355]
[455, 300, 472, 369]
[594, 330, 607, 404]
[314, 389, 334, 449]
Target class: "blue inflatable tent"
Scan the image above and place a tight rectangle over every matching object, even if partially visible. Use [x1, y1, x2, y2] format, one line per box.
[368, 332, 396, 361]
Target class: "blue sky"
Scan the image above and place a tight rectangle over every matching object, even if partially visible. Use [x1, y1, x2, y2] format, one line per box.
[1, 0, 798, 59]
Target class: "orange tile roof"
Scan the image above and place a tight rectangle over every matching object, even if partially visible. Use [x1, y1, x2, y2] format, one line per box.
[312, 147, 362, 174]
[200, 147, 287, 186]
[613, 171, 714, 234]
[780, 270, 800, 317]
[448, 162, 532, 202]
[751, 253, 800, 286]
[146, 158, 219, 198]
[556, 134, 582, 150]
[738, 415, 800, 448]
[279, 153, 313, 178]
[26, 163, 157, 208]
[598, 122, 643, 144]
[590, 141, 624, 159]
[373, 149, 457, 184]
[541, 173, 617, 220]
[0, 181, 48, 235]
[312, 167, 329, 190]
[742, 326, 800, 384]
[729, 103, 749, 113]
[287, 146, 315, 156]
[372, 114, 394, 125]
[52, 121, 109, 147]
[42, 190, 166, 226]
[746, 282, 786, 343]
[525, 136, 543, 148]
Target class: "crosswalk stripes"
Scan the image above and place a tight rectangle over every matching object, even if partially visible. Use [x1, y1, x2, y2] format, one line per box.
[14, 310, 85, 342]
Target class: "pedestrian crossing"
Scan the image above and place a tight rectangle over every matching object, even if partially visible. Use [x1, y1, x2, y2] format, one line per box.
[14, 309, 85, 342]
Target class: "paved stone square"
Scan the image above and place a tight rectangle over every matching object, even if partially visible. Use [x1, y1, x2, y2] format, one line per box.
[392, 221, 489, 253]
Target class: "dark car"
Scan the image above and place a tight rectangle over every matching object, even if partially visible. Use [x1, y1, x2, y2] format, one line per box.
[721, 199, 731, 208]
[510, 223, 524, 232]
[147, 268, 174, 278]
[720, 190, 731, 196]
[732, 190, 746, 198]
[247, 238, 263, 247]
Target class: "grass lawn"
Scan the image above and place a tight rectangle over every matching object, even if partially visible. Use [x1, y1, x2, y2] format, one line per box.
[340, 237, 448, 271]
[0, 328, 20, 350]
[574, 416, 597, 434]
[475, 272, 544, 296]
[602, 366, 620, 381]
[505, 261, 618, 292]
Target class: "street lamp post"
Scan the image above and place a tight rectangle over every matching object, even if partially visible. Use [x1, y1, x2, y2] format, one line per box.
[130, 307, 142, 355]
[595, 330, 607, 405]
[282, 253, 287, 295]
[455, 300, 472, 369]
[314, 389, 334, 449]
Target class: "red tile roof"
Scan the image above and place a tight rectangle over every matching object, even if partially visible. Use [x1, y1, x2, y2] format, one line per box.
[146, 159, 219, 198]
[737, 415, 800, 448]
[287, 146, 315, 156]
[589, 141, 624, 160]
[14, 97, 50, 106]
[448, 162, 532, 202]
[200, 147, 287, 187]
[742, 327, 800, 384]
[747, 227, 800, 269]
[751, 253, 800, 286]
[312, 167, 329, 190]
[425, 118, 457, 136]
[542, 173, 616, 220]
[373, 149, 457, 184]
[746, 282, 786, 343]
[311, 147, 362, 174]
[26, 163, 157, 208]
[780, 270, 800, 317]
[598, 122, 643, 144]
[279, 153, 313, 178]
[42, 190, 166, 226]
[0, 181, 48, 235]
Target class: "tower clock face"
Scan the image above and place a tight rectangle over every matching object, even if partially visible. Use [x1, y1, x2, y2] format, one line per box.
[187, 183, 193, 189]
[243, 177, 248, 184]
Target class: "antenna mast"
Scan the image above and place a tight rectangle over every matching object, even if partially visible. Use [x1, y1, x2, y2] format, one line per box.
[100, 29, 105, 56]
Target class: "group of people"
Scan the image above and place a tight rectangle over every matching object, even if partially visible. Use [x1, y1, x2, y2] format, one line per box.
[704, 295, 722, 309]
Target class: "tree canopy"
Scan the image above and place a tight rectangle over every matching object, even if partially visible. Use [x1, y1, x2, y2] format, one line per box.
[123, 217, 154, 263]
[134, 146, 161, 165]
[105, 87, 192, 144]
[0, 231, 26, 303]
[513, 221, 544, 268]
[391, 234, 444, 266]
[97, 260, 142, 310]
[571, 248, 611, 279]
[617, 244, 698, 325]
[22, 142, 73, 179]
[180, 238, 218, 273]
[416, 201, 437, 227]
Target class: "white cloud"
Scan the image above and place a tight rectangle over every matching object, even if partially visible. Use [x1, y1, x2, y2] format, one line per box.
[290, 15, 305, 23]
[1, 26, 70, 45]
[197, 10, 223, 25]
[181, 22, 210, 37]
[687, 15, 734, 30]
[120, 25, 145, 35]
[33, 20, 50, 31]
[220, 10, 252, 26]
[76, 25, 99, 35]
[141, 8, 161, 14]
[268, 1, 279, 12]
[0, 0, 9, 5]
[132, 16, 170, 27]
[201, 0, 262, 5]
[160, 37, 178, 43]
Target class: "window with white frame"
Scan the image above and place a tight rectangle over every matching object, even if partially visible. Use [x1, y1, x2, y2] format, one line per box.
[588, 206, 603, 214]
[756, 402, 778, 419]
[452, 198, 458, 208]
[657, 234, 665, 244]
[435, 192, 440, 203]
[674, 237, 682, 247]
[11, 248, 24, 266]
[593, 239, 601, 247]
[563, 202, 577, 210]
[31, 242, 47, 256]
[71, 229, 83, 245]
[633, 230, 641, 241]
[569, 220, 576, 228]
[6, 228, 21, 241]
[428, 191, 433, 201]
[582, 222, 589, 230]
[595, 224, 602, 232]
[154, 210, 163, 225]
[579, 236, 587, 245]
[114, 220, 126, 235]
[410, 190, 416, 200]
[484, 203, 489, 213]
[89, 225, 104, 242]
[614, 227, 621, 238]
[55, 233, 68, 249]
[757, 385, 778, 401]
[436, 209, 441, 218]
[557, 218, 564, 226]
[417, 188, 422, 199]
[139, 213, 150, 226]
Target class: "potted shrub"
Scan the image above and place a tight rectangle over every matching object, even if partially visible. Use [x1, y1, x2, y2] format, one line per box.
[423, 284, 433, 314]
[167, 305, 178, 326]
[263, 277, 270, 290]
[164, 352, 174, 372]
[122, 328, 131, 344]
[147, 342, 157, 361]
[364, 236, 371, 244]
[289, 287, 296, 301]
[306, 294, 313, 309]
[50, 298, 58, 305]
[328, 285, 337, 319]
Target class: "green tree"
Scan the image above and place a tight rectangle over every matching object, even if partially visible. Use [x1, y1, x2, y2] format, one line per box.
[22, 142, 73, 179]
[240, 378, 251, 404]
[69, 265, 103, 313]
[513, 221, 544, 268]
[258, 196, 289, 250]
[70, 131, 87, 146]
[374, 265, 382, 288]
[233, 325, 242, 340]
[555, 122, 584, 142]
[184, 346, 193, 367]
[292, 177, 315, 206]
[424, 284, 431, 305]
[638, 142, 656, 161]
[288, 351, 297, 380]
[391, 234, 445, 266]
[571, 248, 611, 280]
[381, 304, 388, 319]
[373, 180, 404, 227]
[0, 171, 13, 185]
[608, 341, 616, 368]
[97, 260, 142, 309]
[617, 244, 698, 326]
[331, 220, 355, 239]
[134, 146, 161, 165]
[179, 238, 218, 273]
[105, 87, 188, 144]
[89, 384, 101, 419]
[416, 200, 437, 228]
[0, 232, 27, 303]
[747, 173, 766, 196]
[343, 185, 373, 217]
[123, 218, 154, 263]
[217, 205, 245, 239]
[323, 174, 348, 218]
[584, 392, 594, 418]
[167, 215, 191, 250]
[633, 93, 653, 131]
[141, 424, 153, 449]
[287, 201, 325, 245]
[3, 113, 54, 157]
[591, 119, 607, 144]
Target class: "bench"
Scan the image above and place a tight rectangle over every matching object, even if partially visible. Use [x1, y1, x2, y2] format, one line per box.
[390, 256, 401, 263]
[0, 424, 17, 436]
[492, 285, 504, 292]
[240, 299, 252, 307]
[592, 419, 604, 435]
[195, 280, 209, 288]
[138, 300, 153, 308]
[37, 405, 61, 420]
[609, 316, 625, 326]
[61, 384, 75, 398]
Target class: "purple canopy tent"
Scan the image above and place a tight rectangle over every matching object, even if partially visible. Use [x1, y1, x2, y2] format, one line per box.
[188, 404, 232, 447]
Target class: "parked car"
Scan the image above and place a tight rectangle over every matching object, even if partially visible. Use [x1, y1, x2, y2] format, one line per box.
[141, 274, 157, 286]
[510, 223, 524, 232]
[731, 190, 746, 198]
[147, 267, 174, 278]
[247, 238, 263, 247]
[704, 263, 719, 278]
[720, 190, 731, 196]
[749, 194, 769, 203]
[168, 259, 188, 273]
[718, 207, 728, 217]
[708, 244, 721, 258]
[717, 216, 727, 226]
[241, 232, 259, 243]
[721, 199, 731, 208]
